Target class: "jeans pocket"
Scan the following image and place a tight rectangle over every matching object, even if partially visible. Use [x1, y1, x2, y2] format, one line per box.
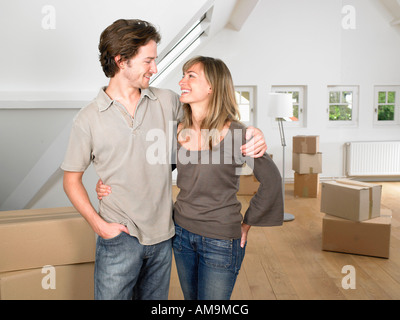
[98, 231, 126, 245]
[203, 237, 233, 269]
[172, 224, 183, 251]
[235, 241, 246, 274]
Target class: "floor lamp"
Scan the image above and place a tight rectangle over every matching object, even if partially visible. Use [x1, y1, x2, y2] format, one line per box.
[267, 93, 295, 222]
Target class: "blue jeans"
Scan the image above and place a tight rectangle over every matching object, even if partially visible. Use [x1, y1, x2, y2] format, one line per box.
[172, 223, 246, 300]
[94, 232, 172, 300]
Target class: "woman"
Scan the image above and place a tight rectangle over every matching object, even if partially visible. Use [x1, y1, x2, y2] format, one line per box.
[97, 56, 283, 300]
[172, 56, 283, 300]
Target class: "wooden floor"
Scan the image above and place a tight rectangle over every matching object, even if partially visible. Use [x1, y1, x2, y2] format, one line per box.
[168, 181, 400, 300]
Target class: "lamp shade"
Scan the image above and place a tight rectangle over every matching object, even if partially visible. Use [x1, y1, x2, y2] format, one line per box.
[267, 93, 293, 119]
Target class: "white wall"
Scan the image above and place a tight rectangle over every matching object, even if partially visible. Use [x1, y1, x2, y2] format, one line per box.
[163, 0, 400, 181]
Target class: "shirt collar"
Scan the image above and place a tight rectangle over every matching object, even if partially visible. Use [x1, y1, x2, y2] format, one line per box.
[96, 87, 113, 112]
[96, 86, 157, 112]
[142, 87, 157, 101]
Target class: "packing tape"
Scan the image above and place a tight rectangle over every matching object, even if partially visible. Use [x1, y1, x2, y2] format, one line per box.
[369, 187, 373, 220]
[336, 179, 374, 219]
[300, 140, 308, 152]
[302, 187, 309, 197]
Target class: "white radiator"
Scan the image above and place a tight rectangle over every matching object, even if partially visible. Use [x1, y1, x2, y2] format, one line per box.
[346, 141, 400, 176]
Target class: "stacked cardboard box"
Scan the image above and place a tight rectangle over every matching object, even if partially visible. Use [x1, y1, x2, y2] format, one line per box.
[0, 207, 96, 300]
[321, 179, 391, 258]
[292, 135, 322, 197]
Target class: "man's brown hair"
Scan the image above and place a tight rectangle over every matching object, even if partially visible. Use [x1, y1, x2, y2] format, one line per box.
[99, 19, 161, 78]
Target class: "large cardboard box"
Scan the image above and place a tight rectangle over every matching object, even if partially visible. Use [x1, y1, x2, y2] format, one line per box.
[292, 135, 319, 154]
[0, 208, 96, 273]
[320, 179, 382, 221]
[294, 173, 319, 198]
[0, 262, 94, 300]
[292, 152, 322, 174]
[322, 214, 391, 258]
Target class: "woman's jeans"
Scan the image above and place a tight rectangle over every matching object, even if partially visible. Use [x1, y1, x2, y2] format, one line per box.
[172, 223, 246, 300]
[94, 232, 172, 300]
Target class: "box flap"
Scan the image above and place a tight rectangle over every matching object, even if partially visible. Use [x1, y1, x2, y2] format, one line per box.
[336, 179, 381, 188]
[0, 212, 81, 225]
[0, 207, 76, 219]
[322, 180, 369, 190]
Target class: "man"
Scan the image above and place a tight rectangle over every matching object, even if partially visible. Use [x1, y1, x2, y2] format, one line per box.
[61, 19, 266, 300]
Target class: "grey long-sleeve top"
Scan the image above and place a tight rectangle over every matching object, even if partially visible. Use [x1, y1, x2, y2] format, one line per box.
[173, 121, 284, 240]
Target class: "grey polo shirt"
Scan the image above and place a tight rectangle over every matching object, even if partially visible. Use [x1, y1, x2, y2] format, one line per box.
[61, 87, 182, 245]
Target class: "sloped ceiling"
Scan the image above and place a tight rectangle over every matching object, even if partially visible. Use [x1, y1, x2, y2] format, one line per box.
[226, 0, 259, 31]
[0, 0, 239, 95]
[380, 0, 400, 26]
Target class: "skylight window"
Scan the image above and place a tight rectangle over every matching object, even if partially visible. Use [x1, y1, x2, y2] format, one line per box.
[150, 9, 212, 86]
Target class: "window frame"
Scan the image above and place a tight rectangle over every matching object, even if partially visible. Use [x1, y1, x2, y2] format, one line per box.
[373, 85, 400, 126]
[327, 85, 359, 127]
[271, 85, 306, 128]
[150, 7, 212, 87]
[234, 86, 256, 127]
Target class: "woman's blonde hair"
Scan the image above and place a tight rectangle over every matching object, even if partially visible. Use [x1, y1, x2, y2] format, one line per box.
[179, 56, 241, 149]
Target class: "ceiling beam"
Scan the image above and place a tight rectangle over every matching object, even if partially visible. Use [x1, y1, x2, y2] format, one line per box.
[390, 18, 400, 26]
[226, 0, 259, 31]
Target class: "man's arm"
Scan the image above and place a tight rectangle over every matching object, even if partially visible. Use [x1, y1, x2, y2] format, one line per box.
[241, 126, 267, 157]
[63, 171, 128, 239]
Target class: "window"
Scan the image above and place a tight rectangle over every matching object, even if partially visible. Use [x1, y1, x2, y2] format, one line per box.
[234, 86, 255, 126]
[327, 86, 358, 127]
[150, 7, 213, 86]
[374, 86, 400, 126]
[271, 86, 306, 127]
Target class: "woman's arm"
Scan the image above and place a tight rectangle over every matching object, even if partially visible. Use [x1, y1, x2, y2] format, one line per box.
[242, 153, 284, 227]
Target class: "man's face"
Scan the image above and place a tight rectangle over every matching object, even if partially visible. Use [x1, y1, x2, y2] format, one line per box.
[121, 40, 158, 89]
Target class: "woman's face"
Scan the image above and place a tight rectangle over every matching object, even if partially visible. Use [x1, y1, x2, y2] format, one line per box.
[179, 62, 212, 106]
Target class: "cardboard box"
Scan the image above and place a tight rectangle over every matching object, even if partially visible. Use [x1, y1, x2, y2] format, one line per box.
[235, 156, 272, 196]
[320, 179, 382, 221]
[322, 214, 391, 258]
[0, 207, 77, 219]
[0, 262, 94, 300]
[292, 152, 322, 174]
[0, 208, 96, 273]
[294, 173, 319, 198]
[238, 175, 260, 195]
[293, 135, 319, 154]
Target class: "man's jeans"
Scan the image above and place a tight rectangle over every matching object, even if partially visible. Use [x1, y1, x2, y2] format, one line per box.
[172, 223, 246, 300]
[94, 232, 172, 300]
